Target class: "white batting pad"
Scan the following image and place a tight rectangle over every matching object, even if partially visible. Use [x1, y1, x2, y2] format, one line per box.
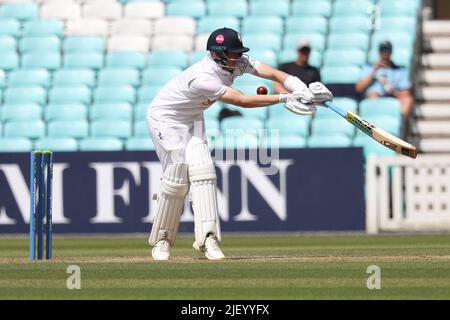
[186, 136, 221, 246]
[149, 163, 189, 246]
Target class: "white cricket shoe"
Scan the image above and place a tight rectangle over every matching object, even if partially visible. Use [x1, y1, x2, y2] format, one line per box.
[152, 239, 170, 261]
[193, 234, 225, 260]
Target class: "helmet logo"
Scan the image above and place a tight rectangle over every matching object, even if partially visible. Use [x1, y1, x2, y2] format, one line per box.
[237, 32, 242, 43]
[216, 34, 224, 44]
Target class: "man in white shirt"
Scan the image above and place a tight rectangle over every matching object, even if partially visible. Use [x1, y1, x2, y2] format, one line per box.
[147, 28, 333, 261]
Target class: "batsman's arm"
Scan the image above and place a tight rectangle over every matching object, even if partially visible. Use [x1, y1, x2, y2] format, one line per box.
[253, 62, 290, 84]
[220, 86, 280, 108]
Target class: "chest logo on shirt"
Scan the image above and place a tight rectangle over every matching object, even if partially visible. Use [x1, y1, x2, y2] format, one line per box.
[216, 34, 224, 44]
[202, 99, 216, 107]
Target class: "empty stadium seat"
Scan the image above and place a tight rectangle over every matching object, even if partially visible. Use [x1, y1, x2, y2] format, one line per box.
[0, 36, 16, 51]
[156, 17, 197, 37]
[323, 49, 366, 67]
[372, 31, 415, 49]
[20, 36, 61, 53]
[208, 0, 248, 18]
[124, 1, 164, 19]
[63, 36, 104, 52]
[197, 16, 240, 34]
[40, 2, 81, 20]
[125, 137, 155, 151]
[1, 103, 42, 122]
[0, 19, 20, 37]
[106, 52, 146, 69]
[111, 19, 152, 36]
[52, 69, 96, 87]
[167, 1, 205, 19]
[291, 0, 332, 17]
[66, 18, 109, 37]
[238, 107, 267, 121]
[0, 3, 38, 21]
[80, 137, 123, 151]
[250, 0, 289, 17]
[94, 86, 136, 104]
[329, 16, 372, 33]
[312, 118, 354, 137]
[286, 17, 328, 34]
[194, 33, 209, 51]
[22, 20, 62, 39]
[333, 0, 373, 16]
[90, 103, 132, 121]
[250, 50, 277, 66]
[133, 120, 149, 137]
[34, 137, 78, 152]
[314, 98, 358, 119]
[46, 104, 88, 121]
[243, 34, 281, 51]
[327, 33, 369, 51]
[221, 117, 264, 133]
[47, 120, 89, 138]
[190, 51, 207, 64]
[0, 137, 32, 152]
[242, 16, 283, 34]
[49, 86, 91, 105]
[108, 35, 150, 52]
[22, 52, 61, 70]
[0, 70, 5, 88]
[148, 51, 188, 69]
[379, 0, 419, 16]
[134, 103, 148, 120]
[138, 86, 163, 103]
[266, 117, 310, 137]
[4, 120, 45, 139]
[7, 69, 51, 88]
[321, 66, 362, 83]
[272, 134, 306, 149]
[98, 68, 140, 87]
[359, 98, 402, 119]
[308, 134, 352, 148]
[82, 2, 122, 20]
[142, 67, 181, 85]
[4, 87, 46, 105]
[151, 35, 193, 52]
[91, 120, 131, 138]
[64, 53, 104, 69]
[378, 17, 417, 32]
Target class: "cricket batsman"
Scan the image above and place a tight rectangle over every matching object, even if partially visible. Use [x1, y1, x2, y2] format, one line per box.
[147, 28, 333, 261]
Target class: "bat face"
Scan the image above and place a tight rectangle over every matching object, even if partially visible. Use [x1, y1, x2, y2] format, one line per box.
[346, 112, 417, 159]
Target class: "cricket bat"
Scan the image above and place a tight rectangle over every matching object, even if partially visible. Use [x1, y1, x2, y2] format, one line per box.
[324, 101, 417, 159]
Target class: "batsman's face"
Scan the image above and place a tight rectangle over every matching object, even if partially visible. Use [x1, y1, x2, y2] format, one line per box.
[226, 52, 242, 68]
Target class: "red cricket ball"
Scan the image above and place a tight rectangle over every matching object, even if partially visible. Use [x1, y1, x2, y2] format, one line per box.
[256, 86, 268, 95]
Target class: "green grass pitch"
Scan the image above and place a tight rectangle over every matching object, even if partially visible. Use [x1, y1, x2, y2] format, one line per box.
[1, 234, 449, 299]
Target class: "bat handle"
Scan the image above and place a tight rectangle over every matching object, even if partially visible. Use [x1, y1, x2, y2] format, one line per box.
[324, 101, 347, 118]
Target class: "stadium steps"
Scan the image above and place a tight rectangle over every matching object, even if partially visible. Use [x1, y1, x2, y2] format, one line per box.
[419, 70, 450, 85]
[415, 104, 450, 120]
[421, 54, 450, 69]
[418, 138, 450, 153]
[412, 120, 450, 137]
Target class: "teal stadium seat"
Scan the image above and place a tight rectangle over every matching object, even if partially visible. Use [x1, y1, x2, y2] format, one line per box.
[138, 86, 163, 103]
[286, 17, 328, 34]
[64, 53, 104, 69]
[190, 51, 206, 64]
[361, 116, 401, 136]
[314, 97, 358, 119]
[0, 3, 38, 21]
[207, 0, 248, 18]
[221, 118, 264, 132]
[271, 134, 306, 149]
[19, 36, 60, 53]
[197, 17, 240, 34]
[53, 69, 96, 87]
[22, 52, 61, 70]
[148, 51, 188, 69]
[48, 120, 89, 138]
[98, 68, 140, 87]
[0, 137, 32, 152]
[266, 117, 310, 137]
[5, 87, 46, 105]
[242, 16, 283, 34]
[133, 121, 149, 137]
[378, 17, 417, 32]
[142, 67, 181, 85]
[308, 134, 352, 148]
[333, 0, 373, 16]
[91, 120, 132, 138]
[268, 103, 299, 119]
[0, 19, 20, 37]
[63, 36, 105, 53]
[49, 86, 91, 105]
[372, 31, 414, 50]
[134, 103, 148, 120]
[291, 0, 332, 17]
[0, 36, 17, 51]
[249, 50, 277, 66]
[353, 135, 395, 157]
[79, 138, 123, 151]
[126, 137, 156, 151]
[327, 33, 369, 51]
[237, 107, 267, 121]
[167, 1, 206, 18]
[243, 34, 281, 51]
[7, 69, 51, 88]
[359, 98, 401, 119]
[249, 0, 289, 17]
[233, 74, 272, 87]
[321, 66, 361, 83]
[283, 33, 326, 51]
[1, 104, 42, 122]
[379, 0, 419, 16]
[90, 103, 132, 121]
[94, 86, 136, 104]
[0, 70, 5, 88]
[323, 49, 366, 67]
[312, 118, 354, 136]
[329, 16, 372, 33]
[34, 137, 78, 152]
[106, 52, 146, 69]
[204, 103, 222, 120]
[4, 120, 45, 138]
[214, 133, 259, 150]
[46, 104, 87, 121]
[23, 20, 64, 37]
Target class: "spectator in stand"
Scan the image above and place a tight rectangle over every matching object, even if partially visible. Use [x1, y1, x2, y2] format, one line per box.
[273, 38, 321, 93]
[356, 41, 414, 117]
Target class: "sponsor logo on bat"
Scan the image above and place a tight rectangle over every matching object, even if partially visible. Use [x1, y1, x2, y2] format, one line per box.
[346, 113, 375, 136]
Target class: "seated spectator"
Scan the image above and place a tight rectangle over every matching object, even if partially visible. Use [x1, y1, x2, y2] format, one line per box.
[273, 38, 321, 93]
[355, 41, 414, 117]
